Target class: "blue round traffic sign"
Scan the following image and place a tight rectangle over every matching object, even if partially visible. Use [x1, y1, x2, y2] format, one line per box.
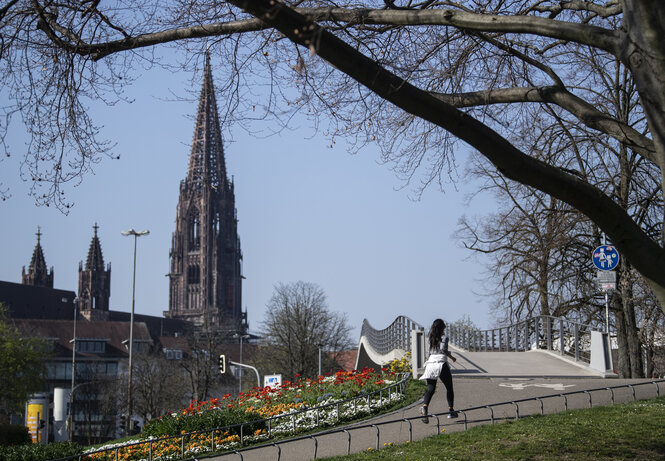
[592, 245, 620, 271]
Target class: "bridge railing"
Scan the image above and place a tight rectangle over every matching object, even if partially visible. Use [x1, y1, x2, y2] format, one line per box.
[448, 315, 597, 364]
[360, 316, 423, 355]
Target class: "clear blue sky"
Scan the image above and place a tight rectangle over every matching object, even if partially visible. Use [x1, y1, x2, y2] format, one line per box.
[0, 62, 496, 340]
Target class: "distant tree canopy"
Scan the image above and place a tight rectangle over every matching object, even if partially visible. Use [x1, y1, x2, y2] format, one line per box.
[0, 305, 48, 420]
[261, 281, 352, 380]
[2, 1, 665, 312]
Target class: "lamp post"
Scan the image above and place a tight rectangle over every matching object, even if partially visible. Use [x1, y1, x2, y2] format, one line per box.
[121, 228, 149, 435]
[69, 298, 78, 441]
[318, 343, 323, 377]
[234, 333, 250, 394]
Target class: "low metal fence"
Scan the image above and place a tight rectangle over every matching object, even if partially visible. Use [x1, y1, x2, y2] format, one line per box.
[50, 373, 410, 461]
[210, 379, 664, 460]
[449, 315, 597, 364]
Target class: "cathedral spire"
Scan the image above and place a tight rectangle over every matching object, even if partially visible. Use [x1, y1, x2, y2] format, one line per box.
[186, 51, 227, 192]
[168, 55, 245, 332]
[22, 226, 54, 288]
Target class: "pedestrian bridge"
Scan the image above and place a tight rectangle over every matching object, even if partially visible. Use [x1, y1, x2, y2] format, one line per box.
[355, 315, 616, 378]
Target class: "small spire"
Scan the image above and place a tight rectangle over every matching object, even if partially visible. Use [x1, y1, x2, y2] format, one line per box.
[22, 225, 53, 288]
[86, 222, 105, 271]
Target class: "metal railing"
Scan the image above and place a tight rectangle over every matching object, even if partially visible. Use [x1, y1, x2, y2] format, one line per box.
[209, 379, 664, 460]
[50, 373, 410, 461]
[449, 315, 597, 364]
[360, 316, 423, 355]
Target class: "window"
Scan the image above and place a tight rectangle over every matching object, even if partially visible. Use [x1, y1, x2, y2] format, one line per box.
[77, 361, 118, 378]
[188, 212, 201, 251]
[46, 362, 72, 380]
[123, 339, 151, 354]
[192, 349, 210, 359]
[187, 265, 200, 284]
[76, 340, 106, 354]
[164, 349, 183, 360]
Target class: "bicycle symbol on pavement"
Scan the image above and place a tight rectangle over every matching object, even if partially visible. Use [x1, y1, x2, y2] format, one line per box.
[499, 383, 576, 391]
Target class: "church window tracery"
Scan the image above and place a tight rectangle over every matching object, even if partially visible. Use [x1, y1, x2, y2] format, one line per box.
[188, 212, 201, 251]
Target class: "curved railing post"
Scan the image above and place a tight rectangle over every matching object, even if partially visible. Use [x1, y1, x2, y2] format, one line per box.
[403, 418, 413, 442]
[560, 317, 565, 355]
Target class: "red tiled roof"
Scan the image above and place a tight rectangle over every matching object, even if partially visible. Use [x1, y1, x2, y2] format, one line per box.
[12, 318, 151, 359]
[333, 349, 358, 372]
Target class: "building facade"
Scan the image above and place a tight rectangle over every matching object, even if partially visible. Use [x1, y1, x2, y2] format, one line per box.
[166, 55, 245, 332]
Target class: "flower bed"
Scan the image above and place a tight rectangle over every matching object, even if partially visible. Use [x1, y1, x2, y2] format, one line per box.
[77, 368, 407, 461]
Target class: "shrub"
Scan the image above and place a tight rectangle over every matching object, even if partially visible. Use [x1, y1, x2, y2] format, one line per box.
[0, 423, 31, 446]
[0, 441, 82, 461]
[143, 405, 265, 438]
[385, 352, 412, 374]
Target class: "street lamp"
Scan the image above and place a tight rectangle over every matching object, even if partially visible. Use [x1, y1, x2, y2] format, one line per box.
[233, 333, 250, 394]
[69, 298, 78, 441]
[121, 228, 149, 435]
[318, 343, 323, 377]
[68, 381, 93, 442]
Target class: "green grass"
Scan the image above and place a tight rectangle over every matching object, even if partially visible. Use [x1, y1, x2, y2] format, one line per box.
[323, 396, 665, 460]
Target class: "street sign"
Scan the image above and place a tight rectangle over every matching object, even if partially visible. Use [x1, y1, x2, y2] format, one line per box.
[592, 245, 620, 271]
[264, 374, 282, 389]
[596, 270, 616, 283]
[600, 283, 616, 291]
[596, 270, 616, 291]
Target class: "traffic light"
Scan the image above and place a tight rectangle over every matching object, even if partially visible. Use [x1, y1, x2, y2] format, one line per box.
[38, 419, 45, 429]
[218, 354, 226, 374]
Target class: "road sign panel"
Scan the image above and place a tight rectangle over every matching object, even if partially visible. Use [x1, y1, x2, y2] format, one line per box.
[596, 270, 616, 283]
[600, 283, 616, 291]
[592, 245, 620, 271]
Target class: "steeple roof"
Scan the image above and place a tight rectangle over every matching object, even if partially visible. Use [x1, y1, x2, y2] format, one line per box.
[28, 226, 48, 277]
[186, 52, 228, 192]
[22, 226, 54, 288]
[85, 222, 106, 271]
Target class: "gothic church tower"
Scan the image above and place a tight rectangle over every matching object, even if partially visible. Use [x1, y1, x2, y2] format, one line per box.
[166, 54, 245, 332]
[78, 223, 111, 321]
[22, 227, 54, 288]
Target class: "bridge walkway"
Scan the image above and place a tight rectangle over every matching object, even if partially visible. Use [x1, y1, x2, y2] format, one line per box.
[448, 345, 607, 378]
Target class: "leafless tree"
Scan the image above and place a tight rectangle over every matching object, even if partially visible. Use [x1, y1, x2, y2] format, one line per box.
[178, 329, 228, 402]
[261, 281, 352, 380]
[2, 1, 665, 313]
[456, 165, 599, 324]
[131, 351, 188, 425]
[456, 46, 661, 376]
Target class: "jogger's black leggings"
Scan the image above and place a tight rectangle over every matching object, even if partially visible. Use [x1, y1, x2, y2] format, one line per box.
[423, 362, 454, 408]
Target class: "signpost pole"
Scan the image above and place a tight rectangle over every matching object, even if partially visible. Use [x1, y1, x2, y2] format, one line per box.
[605, 292, 610, 334]
[602, 235, 609, 334]
[592, 238, 619, 348]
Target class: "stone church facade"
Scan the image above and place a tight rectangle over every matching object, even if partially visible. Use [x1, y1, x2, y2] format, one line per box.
[165, 54, 246, 332]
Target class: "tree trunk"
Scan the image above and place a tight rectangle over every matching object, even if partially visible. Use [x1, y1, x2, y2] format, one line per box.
[620, 273, 644, 377]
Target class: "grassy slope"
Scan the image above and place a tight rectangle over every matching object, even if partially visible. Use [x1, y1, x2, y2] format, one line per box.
[323, 396, 665, 460]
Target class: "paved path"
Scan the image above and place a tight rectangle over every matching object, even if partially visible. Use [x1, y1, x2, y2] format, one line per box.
[206, 351, 663, 461]
[448, 346, 608, 378]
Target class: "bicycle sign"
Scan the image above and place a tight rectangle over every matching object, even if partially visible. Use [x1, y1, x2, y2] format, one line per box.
[592, 245, 620, 271]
